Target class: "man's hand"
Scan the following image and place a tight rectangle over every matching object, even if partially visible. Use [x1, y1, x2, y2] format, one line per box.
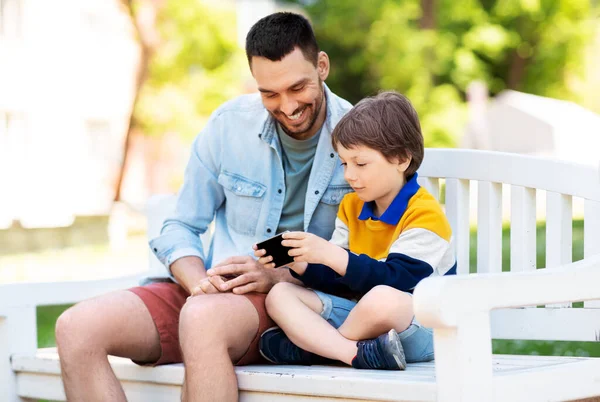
[206, 256, 277, 294]
[189, 275, 227, 297]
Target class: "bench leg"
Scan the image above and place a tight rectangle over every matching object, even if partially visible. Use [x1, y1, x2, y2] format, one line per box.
[0, 306, 38, 402]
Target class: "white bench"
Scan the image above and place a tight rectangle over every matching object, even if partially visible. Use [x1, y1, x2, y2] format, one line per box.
[3, 149, 600, 402]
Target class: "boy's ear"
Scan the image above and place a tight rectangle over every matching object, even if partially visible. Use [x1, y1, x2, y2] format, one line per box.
[397, 156, 412, 173]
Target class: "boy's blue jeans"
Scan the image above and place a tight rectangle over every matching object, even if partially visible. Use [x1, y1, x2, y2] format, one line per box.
[312, 289, 435, 363]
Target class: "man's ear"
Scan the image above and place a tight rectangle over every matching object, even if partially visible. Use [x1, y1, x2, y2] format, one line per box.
[317, 51, 330, 81]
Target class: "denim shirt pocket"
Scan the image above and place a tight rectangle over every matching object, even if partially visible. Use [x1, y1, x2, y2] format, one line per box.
[218, 170, 267, 236]
[320, 185, 354, 205]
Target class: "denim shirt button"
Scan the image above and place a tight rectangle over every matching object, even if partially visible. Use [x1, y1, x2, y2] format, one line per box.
[314, 190, 320, 195]
[267, 228, 272, 233]
[330, 153, 334, 158]
[278, 189, 282, 194]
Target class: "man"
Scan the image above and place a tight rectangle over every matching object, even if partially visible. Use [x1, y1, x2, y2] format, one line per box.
[55, 12, 352, 402]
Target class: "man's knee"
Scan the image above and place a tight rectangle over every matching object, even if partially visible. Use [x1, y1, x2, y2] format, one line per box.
[179, 294, 260, 360]
[180, 294, 256, 342]
[55, 304, 96, 354]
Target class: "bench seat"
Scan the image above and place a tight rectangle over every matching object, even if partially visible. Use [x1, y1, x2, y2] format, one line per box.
[11, 348, 600, 401]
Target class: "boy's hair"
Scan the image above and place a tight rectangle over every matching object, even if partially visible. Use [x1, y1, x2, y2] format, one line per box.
[245, 12, 319, 68]
[332, 91, 424, 176]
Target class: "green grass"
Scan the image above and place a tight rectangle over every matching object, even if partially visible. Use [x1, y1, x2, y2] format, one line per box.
[37, 219, 594, 358]
[37, 304, 72, 348]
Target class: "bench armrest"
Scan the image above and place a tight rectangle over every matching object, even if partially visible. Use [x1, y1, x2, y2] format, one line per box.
[0, 274, 146, 311]
[411, 254, 600, 402]
[413, 254, 600, 329]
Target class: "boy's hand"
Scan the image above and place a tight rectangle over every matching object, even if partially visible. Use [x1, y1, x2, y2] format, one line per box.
[282, 232, 349, 275]
[253, 243, 308, 274]
[282, 231, 334, 265]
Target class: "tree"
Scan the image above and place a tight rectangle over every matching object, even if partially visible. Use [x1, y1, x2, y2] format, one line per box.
[113, 0, 244, 201]
[285, 0, 596, 147]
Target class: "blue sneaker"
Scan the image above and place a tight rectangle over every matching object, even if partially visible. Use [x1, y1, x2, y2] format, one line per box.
[352, 329, 407, 370]
[259, 327, 332, 365]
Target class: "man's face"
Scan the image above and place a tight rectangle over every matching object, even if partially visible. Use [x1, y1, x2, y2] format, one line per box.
[251, 47, 329, 140]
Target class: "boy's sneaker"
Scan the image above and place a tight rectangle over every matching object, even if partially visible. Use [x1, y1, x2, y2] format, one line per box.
[352, 329, 407, 370]
[259, 327, 332, 365]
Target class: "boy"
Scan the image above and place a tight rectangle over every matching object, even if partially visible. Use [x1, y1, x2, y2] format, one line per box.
[254, 91, 457, 370]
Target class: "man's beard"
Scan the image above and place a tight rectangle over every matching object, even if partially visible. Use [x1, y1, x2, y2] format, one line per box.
[275, 82, 325, 137]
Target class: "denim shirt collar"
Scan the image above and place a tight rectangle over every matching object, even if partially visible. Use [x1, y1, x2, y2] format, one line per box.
[358, 173, 420, 225]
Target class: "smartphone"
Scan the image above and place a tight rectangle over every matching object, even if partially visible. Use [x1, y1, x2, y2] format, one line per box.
[255, 231, 294, 268]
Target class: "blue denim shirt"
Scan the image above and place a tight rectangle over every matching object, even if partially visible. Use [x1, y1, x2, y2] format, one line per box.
[149, 84, 353, 277]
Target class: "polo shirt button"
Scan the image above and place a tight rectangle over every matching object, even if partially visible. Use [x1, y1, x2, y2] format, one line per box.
[315, 190, 320, 195]
[267, 228, 272, 233]
[278, 189, 282, 194]
[330, 153, 334, 158]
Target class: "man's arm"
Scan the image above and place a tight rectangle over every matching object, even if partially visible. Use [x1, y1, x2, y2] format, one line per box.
[150, 114, 226, 285]
[170, 256, 208, 294]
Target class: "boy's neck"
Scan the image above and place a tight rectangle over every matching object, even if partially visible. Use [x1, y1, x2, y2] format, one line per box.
[373, 177, 406, 217]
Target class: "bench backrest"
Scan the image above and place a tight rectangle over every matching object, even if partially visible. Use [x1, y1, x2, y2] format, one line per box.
[146, 148, 600, 342]
[418, 149, 600, 342]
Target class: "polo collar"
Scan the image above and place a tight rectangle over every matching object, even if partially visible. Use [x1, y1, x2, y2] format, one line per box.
[358, 173, 420, 225]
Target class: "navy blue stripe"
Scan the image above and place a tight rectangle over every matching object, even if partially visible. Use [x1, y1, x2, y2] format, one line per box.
[290, 263, 349, 294]
[444, 262, 457, 276]
[337, 251, 434, 294]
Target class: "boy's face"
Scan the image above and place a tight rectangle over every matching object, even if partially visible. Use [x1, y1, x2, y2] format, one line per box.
[251, 47, 329, 141]
[338, 144, 411, 212]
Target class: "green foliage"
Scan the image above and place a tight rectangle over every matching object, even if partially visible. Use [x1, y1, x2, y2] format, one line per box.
[134, 1, 247, 139]
[285, 0, 596, 147]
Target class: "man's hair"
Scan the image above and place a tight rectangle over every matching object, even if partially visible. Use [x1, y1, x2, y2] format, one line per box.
[245, 12, 319, 67]
[332, 91, 424, 176]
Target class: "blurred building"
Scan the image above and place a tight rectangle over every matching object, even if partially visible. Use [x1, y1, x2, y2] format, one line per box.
[0, 0, 138, 229]
[462, 87, 600, 168]
[461, 85, 600, 220]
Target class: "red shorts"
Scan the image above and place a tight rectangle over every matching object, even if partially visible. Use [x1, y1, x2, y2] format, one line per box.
[128, 282, 274, 366]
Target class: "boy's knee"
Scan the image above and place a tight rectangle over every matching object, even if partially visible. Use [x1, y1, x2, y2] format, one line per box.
[361, 286, 412, 318]
[265, 282, 296, 316]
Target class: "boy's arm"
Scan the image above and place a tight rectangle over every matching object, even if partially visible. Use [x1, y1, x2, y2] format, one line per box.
[338, 206, 456, 294]
[289, 262, 350, 293]
[287, 216, 351, 293]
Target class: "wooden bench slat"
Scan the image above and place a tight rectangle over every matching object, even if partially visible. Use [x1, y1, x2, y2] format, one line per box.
[13, 349, 600, 402]
[510, 186, 537, 274]
[545, 191, 573, 308]
[477, 181, 503, 274]
[584, 199, 600, 308]
[445, 178, 471, 275]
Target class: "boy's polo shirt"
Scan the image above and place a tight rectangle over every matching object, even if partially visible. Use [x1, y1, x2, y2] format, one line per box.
[293, 173, 457, 296]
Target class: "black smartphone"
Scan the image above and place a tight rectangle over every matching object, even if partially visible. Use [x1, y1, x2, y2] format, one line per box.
[256, 231, 294, 268]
